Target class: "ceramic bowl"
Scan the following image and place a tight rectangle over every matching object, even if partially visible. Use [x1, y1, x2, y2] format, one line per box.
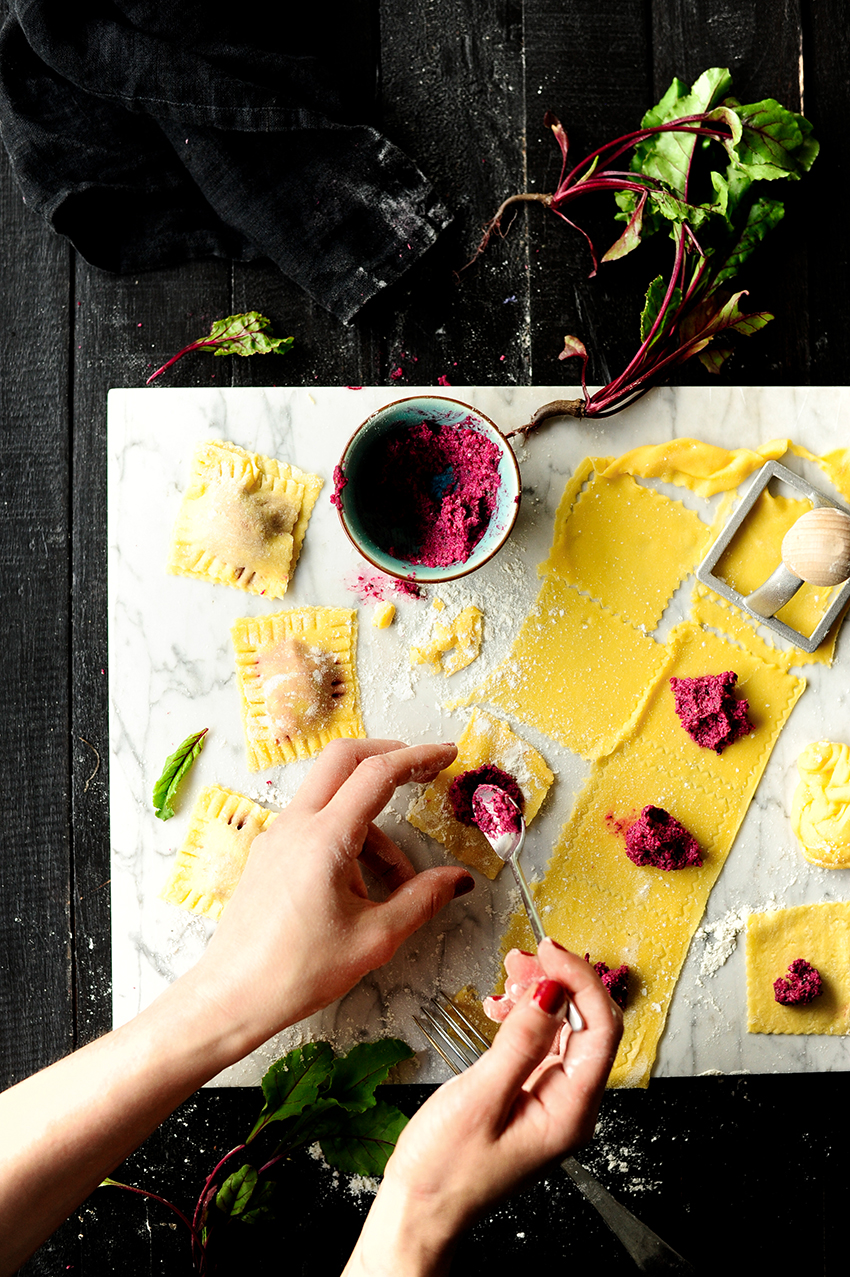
[333, 395, 521, 582]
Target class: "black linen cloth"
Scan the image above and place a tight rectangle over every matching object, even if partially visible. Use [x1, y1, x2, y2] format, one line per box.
[0, 2, 452, 322]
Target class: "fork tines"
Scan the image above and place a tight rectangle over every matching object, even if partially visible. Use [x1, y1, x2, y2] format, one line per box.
[414, 990, 492, 1076]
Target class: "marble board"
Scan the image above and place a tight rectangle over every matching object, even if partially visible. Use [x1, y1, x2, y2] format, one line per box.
[108, 384, 850, 1085]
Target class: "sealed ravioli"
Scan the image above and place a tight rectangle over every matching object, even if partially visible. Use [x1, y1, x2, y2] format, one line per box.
[407, 708, 553, 879]
[168, 438, 322, 598]
[232, 606, 364, 770]
[160, 784, 276, 920]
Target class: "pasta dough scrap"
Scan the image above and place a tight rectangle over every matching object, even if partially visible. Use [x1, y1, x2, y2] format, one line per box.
[232, 607, 364, 770]
[168, 438, 322, 598]
[160, 784, 276, 920]
[542, 471, 711, 630]
[689, 582, 841, 669]
[597, 437, 790, 497]
[791, 740, 850, 867]
[500, 621, 805, 1087]
[746, 902, 850, 1035]
[461, 576, 668, 760]
[410, 605, 483, 675]
[407, 708, 553, 879]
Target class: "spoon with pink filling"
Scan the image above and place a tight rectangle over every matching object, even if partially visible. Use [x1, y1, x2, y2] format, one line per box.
[472, 784, 584, 1031]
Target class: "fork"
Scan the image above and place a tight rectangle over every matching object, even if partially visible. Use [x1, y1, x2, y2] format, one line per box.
[414, 992, 696, 1275]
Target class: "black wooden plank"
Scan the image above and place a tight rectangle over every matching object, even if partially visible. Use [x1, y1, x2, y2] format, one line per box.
[800, 0, 850, 384]
[523, 0, 655, 386]
[0, 147, 74, 1090]
[374, 0, 531, 387]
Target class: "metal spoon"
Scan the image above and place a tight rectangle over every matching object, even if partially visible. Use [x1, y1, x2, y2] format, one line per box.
[472, 784, 584, 1031]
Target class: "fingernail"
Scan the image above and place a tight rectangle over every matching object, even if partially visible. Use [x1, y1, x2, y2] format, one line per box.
[547, 938, 568, 952]
[532, 979, 568, 1018]
[519, 949, 534, 957]
[452, 874, 475, 898]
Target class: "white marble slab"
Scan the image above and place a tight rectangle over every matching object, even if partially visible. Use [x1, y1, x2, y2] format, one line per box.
[108, 384, 850, 1086]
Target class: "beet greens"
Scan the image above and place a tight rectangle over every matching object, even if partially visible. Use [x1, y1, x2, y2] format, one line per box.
[478, 68, 818, 424]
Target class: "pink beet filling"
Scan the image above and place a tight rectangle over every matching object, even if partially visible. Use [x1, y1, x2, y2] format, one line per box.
[330, 464, 347, 510]
[585, 954, 630, 1009]
[471, 786, 522, 838]
[670, 671, 752, 753]
[773, 958, 823, 1006]
[357, 419, 503, 567]
[449, 765, 524, 828]
[624, 805, 703, 870]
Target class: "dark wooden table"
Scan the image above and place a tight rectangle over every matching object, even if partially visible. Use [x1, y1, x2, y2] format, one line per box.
[2, 3, 849, 1272]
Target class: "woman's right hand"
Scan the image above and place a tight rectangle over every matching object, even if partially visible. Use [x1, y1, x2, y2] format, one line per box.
[344, 938, 622, 1276]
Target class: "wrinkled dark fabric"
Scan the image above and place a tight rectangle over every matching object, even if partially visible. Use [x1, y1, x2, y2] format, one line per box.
[0, 2, 452, 322]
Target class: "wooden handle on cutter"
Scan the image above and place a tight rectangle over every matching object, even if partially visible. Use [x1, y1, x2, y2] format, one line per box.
[782, 507, 850, 586]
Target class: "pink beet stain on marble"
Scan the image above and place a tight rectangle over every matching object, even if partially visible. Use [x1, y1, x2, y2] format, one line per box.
[343, 570, 423, 602]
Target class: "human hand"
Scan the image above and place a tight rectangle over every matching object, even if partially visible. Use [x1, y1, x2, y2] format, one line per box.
[344, 940, 621, 1276]
[184, 738, 474, 1061]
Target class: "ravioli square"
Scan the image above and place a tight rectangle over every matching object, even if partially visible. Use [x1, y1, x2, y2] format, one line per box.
[746, 902, 850, 1035]
[407, 708, 553, 879]
[542, 469, 711, 630]
[160, 785, 277, 920]
[168, 438, 323, 599]
[232, 606, 365, 771]
[463, 576, 668, 759]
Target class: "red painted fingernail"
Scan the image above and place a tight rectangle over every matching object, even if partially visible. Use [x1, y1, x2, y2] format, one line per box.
[548, 938, 568, 952]
[518, 949, 534, 957]
[532, 979, 568, 1017]
[452, 874, 475, 898]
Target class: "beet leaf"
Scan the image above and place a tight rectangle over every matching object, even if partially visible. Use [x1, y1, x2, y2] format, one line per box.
[146, 312, 294, 385]
[474, 67, 817, 427]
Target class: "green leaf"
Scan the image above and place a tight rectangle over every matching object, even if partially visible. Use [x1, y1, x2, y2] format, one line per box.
[708, 196, 785, 290]
[326, 1039, 415, 1113]
[731, 99, 820, 180]
[151, 728, 207, 820]
[249, 1042, 335, 1140]
[640, 276, 683, 344]
[319, 1101, 410, 1178]
[635, 68, 734, 196]
[205, 312, 295, 358]
[216, 1164, 258, 1218]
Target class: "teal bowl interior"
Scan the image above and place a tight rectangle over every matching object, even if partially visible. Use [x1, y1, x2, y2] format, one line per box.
[335, 396, 521, 582]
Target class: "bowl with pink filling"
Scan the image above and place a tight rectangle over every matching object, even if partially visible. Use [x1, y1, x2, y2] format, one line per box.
[332, 396, 522, 582]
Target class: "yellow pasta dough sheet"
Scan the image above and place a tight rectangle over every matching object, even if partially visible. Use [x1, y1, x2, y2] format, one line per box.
[461, 576, 668, 760]
[500, 621, 805, 1087]
[407, 708, 553, 879]
[746, 902, 850, 1035]
[168, 438, 322, 599]
[542, 469, 712, 630]
[232, 607, 364, 771]
[160, 784, 277, 920]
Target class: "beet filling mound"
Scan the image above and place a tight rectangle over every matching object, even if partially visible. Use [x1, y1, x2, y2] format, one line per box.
[448, 765, 524, 827]
[670, 671, 752, 754]
[624, 805, 703, 870]
[773, 958, 823, 1006]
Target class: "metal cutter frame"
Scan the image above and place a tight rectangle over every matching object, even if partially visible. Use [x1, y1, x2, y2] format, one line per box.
[695, 460, 850, 653]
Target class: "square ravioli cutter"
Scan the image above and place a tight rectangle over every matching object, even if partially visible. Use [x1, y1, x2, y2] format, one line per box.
[695, 460, 850, 653]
